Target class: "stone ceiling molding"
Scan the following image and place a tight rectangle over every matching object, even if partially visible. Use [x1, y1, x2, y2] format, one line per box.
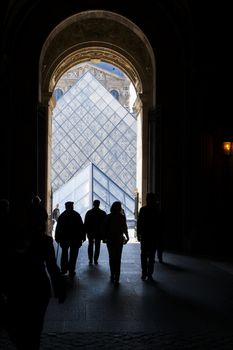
[39, 10, 155, 106]
[50, 46, 141, 94]
[39, 9, 156, 206]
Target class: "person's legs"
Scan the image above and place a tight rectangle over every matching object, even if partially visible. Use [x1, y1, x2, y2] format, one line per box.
[60, 244, 69, 273]
[114, 244, 123, 283]
[107, 243, 115, 281]
[69, 243, 80, 276]
[94, 238, 101, 264]
[148, 247, 156, 279]
[88, 238, 94, 264]
[140, 242, 148, 279]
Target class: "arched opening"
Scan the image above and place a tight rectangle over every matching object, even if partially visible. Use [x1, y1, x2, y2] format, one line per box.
[39, 10, 156, 217]
[51, 61, 137, 226]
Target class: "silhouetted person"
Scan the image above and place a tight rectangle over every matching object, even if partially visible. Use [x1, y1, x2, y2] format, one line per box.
[52, 203, 60, 225]
[84, 199, 107, 265]
[28, 195, 48, 236]
[1, 196, 66, 350]
[137, 192, 163, 281]
[155, 196, 164, 263]
[0, 199, 12, 331]
[103, 201, 129, 285]
[55, 201, 85, 278]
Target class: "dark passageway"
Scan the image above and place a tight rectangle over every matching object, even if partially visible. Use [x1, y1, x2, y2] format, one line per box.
[0, 1, 232, 349]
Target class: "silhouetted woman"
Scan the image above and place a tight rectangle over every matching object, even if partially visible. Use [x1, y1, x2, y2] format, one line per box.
[104, 201, 129, 285]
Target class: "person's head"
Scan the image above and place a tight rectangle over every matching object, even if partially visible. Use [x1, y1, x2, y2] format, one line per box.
[110, 201, 122, 214]
[146, 192, 157, 206]
[56, 203, 59, 208]
[93, 199, 100, 208]
[0, 198, 10, 215]
[65, 201, 74, 210]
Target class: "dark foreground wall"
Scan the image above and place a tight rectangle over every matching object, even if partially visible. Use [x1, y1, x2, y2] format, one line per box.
[0, 1, 231, 257]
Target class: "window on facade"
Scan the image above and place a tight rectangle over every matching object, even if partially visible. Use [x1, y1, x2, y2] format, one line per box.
[53, 88, 64, 101]
[110, 89, 119, 100]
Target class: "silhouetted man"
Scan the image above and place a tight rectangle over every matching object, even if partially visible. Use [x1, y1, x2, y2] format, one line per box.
[28, 195, 48, 236]
[52, 203, 60, 225]
[55, 201, 85, 278]
[84, 199, 107, 265]
[137, 193, 163, 281]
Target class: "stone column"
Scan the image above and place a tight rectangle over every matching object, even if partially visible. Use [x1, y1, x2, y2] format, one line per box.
[37, 92, 52, 210]
[148, 106, 162, 196]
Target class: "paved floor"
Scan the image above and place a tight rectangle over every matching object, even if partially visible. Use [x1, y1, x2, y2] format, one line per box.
[1, 241, 233, 349]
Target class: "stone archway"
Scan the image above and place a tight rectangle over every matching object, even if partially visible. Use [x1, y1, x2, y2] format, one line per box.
[39, 10, 156, 212]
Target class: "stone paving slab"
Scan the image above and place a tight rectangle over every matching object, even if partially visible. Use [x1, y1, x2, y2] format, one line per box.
[1, 330, 233, 349]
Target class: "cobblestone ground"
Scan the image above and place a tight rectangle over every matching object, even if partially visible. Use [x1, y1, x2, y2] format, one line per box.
[1, 330, 233, 349]
[1, 243, 233, 349]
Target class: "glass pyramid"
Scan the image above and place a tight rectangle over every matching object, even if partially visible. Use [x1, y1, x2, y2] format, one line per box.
[52, 71, 137, 198]
[53, 163, 136, 228]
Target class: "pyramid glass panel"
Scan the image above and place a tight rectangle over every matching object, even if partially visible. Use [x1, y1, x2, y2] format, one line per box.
[53, 163, 136, 228]
[52, 70, 137, 215]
